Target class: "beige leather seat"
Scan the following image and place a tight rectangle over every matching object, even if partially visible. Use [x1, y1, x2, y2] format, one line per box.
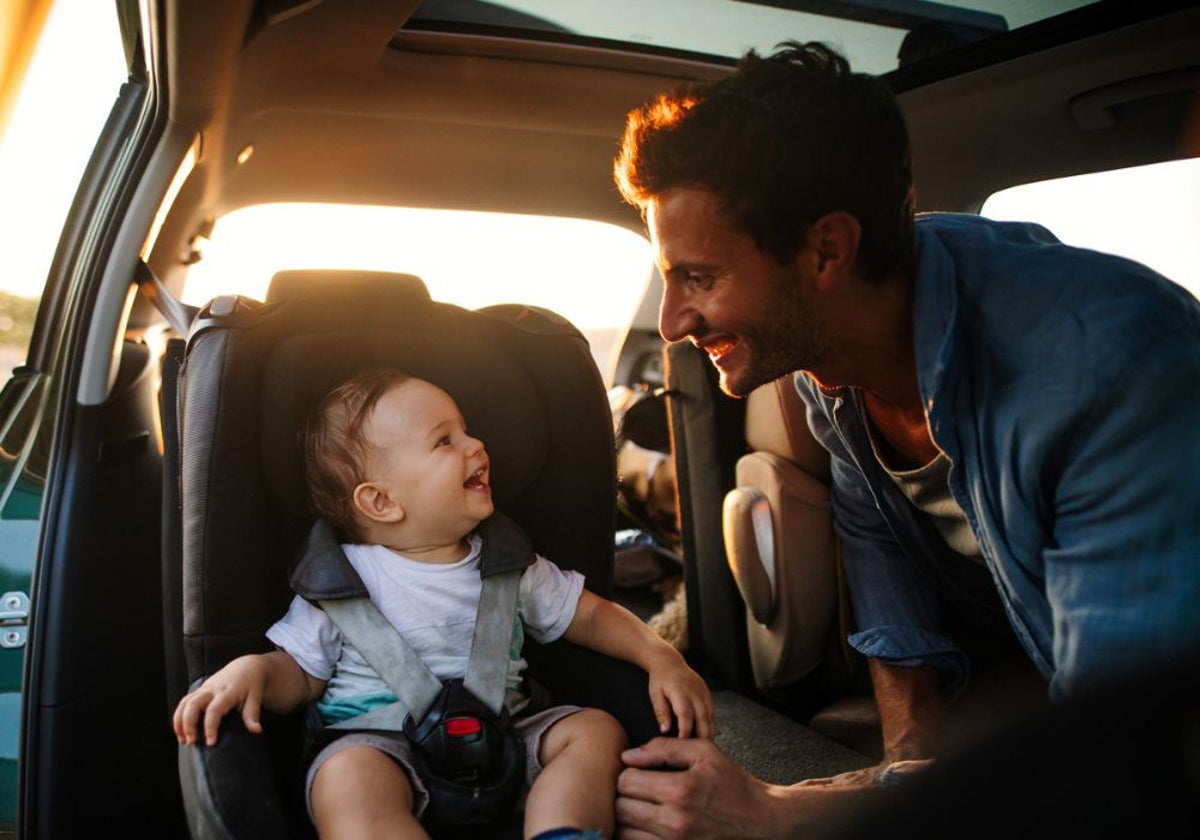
[722, 374, 837, 689]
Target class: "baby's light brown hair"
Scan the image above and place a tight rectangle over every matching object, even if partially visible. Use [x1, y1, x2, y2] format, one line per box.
[304, 368, 412, 542]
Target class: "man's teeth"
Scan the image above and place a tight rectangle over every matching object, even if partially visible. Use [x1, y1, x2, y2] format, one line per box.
[706, 339, 735, 358]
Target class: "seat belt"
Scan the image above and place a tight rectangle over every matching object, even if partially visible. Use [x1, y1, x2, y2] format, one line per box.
[320, 567, 522, 731]
[134, 259, 201, 337]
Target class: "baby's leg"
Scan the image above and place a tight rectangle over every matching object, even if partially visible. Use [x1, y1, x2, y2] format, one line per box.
[524, 708, 627, 839]
[310, 745, 429, 840]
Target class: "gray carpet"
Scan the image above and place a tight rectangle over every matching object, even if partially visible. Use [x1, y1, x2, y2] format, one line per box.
[713, 690, 873, 784]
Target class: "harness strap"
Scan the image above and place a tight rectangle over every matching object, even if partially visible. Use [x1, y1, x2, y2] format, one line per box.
[320, 597, 443, 726]
[319, 567, 522, 729]
[463, 569, 521, 716]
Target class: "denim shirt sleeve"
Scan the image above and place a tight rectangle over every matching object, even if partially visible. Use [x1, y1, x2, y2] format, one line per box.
[800, 379, 971, 694]
[1043, 323, 1200, 699]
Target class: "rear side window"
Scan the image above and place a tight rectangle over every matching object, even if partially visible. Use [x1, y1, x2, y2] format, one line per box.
[981, 157, 1200, 300]
[0, 0, 127, 382]
[180, 204, 653, 382]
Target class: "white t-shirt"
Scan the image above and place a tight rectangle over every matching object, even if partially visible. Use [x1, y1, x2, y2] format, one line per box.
[266, 533, 585, 722]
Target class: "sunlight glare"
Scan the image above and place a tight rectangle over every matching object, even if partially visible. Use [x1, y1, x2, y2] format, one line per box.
[982, 157, 1200, 300]
[182, 204, 654, 332]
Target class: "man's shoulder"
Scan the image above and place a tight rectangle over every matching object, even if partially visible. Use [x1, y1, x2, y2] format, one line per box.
[916, 213, 1197, 342]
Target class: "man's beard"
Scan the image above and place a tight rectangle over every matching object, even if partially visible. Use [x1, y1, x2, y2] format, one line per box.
[718, 267, 829, 398]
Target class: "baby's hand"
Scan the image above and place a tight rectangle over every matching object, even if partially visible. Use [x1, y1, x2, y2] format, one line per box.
[172, 655, 270, 747]
[646, 652, 716, 740]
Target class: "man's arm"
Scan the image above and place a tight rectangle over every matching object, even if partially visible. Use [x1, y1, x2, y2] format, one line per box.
[868, 659, 943, 762]
[564, 589, 715, 739]
[800, 384, 961, 769]
[1041, 323, 1200, 697]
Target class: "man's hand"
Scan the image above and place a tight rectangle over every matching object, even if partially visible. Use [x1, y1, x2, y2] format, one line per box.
[617, 737, 885, 839]
[616, 737, 778, 839]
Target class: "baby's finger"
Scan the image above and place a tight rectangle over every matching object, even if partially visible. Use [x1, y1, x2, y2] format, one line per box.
[651, 689, 673, 734]
[174, 692, 206, 745]
[171, 698, 188, 743]
[202, 691, 237, 746]
[691, 695, 715, 740]
[240, 690, 263, 735]
[670, 690, 695, 738]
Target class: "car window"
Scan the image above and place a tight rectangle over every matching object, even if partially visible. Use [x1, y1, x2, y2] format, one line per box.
[180, 204, 654, 382]
[0, 1, 126, 829]
[980, 157, 1200, 301]
[0, 0, 127, 384]
[405, 0, 1098, 76]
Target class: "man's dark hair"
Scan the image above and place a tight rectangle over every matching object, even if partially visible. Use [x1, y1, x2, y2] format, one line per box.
[615, 41, 914, 281]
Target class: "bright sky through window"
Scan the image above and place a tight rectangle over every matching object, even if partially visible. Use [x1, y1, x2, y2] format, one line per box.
[182, 204, 654, 332]
[982, 157, 1200, 301]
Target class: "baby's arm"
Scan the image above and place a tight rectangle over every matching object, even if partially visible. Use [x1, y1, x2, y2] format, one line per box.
[172, 650, 324, 747]
[563, 589, 715, 739]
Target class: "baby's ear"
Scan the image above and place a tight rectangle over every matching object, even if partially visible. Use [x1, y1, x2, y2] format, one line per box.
[352, 481, 405, 524]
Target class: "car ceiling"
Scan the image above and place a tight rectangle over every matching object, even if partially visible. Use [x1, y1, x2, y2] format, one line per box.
[148, 0, 1200, 294]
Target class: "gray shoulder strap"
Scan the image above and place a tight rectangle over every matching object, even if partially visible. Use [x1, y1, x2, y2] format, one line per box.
[318, 567, 523, 726]
[319, 597, 442, 724]
[463, 569, 522, 715]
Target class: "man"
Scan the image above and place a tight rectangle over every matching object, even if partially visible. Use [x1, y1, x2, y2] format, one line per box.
[611, 40, 1200, 839]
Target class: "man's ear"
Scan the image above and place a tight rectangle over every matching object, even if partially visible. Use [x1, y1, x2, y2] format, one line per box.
[805, 211, 861, 289]
[352, 481, 405, 524]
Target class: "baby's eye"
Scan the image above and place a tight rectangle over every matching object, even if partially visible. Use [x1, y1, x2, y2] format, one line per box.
[435, 435, 451, 448]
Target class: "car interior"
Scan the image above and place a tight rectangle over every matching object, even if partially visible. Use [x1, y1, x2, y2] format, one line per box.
[10, 0, 1200, 836]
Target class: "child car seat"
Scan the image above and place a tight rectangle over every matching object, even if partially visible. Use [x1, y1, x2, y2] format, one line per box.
[166, 269, 660, 839]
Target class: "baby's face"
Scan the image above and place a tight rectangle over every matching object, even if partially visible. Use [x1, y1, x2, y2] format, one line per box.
[361, 378, 493, 542]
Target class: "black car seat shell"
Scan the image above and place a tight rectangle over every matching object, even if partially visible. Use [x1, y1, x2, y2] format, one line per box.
[170, 270, 658, 839]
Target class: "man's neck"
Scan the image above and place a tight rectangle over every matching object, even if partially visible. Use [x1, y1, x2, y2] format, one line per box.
[807, 268, 938, 468]
[809, 268, 919, 409]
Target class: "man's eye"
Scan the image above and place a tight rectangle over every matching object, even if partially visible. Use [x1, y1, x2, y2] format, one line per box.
[686, 272, 717, 289]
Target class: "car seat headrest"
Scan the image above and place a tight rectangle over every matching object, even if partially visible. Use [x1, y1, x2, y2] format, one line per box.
[253, 296, 553, 540]
[266, 269, 430, 306]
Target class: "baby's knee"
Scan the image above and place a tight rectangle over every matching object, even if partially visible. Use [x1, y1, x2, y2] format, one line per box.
[311, 745, 415, 809]
[564, 708, 629, 756]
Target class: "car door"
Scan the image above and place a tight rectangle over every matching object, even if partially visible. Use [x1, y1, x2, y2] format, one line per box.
[0, 1, 190, 835]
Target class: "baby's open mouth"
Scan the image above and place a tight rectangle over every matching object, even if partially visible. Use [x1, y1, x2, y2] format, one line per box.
[464, 467, 488, 489]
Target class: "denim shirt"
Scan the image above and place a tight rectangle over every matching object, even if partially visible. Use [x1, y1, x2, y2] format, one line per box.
[795, 213, 1200, 699]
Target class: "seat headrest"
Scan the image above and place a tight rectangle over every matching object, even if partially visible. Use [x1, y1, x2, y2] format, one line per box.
[266, 270, 430, 306]
[257, 311, 552, 529]
[744, 376, 831, 483]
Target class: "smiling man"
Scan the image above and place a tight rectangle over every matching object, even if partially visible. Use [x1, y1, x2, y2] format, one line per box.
[611, 40, 1200, 839]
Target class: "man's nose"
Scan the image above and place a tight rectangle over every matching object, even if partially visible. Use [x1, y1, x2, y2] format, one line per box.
[658, 283, 701, 343]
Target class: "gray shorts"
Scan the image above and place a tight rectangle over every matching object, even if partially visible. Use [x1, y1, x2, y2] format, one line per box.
[304, 704, 584, 821]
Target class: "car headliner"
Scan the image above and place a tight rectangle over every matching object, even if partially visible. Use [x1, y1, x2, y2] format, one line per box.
[147, 0, 1200, 297]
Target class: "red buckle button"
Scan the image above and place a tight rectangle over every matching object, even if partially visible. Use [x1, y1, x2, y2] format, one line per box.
[445, 717, 483, 738]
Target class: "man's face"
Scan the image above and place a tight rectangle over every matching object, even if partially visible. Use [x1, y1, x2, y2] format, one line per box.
[649, 187, 830, 397]
[359, 379, 494, 542]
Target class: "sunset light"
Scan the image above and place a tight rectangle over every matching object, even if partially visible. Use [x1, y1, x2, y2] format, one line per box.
[181, 203, 654, 331]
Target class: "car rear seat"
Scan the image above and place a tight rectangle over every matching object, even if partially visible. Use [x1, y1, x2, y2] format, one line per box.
[663, 343, 880, 760]
[723, 374, 881, 756]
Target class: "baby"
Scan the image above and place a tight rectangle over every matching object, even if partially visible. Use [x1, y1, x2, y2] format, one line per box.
[173, 368, 714, 840]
